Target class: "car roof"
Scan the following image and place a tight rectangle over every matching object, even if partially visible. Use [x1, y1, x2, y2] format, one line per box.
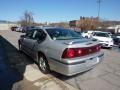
[32, 26, 67, 30]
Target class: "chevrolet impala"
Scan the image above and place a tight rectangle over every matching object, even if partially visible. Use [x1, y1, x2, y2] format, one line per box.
[18, 27, 104, 76]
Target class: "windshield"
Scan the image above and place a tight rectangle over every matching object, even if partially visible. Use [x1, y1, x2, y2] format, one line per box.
[46, 28, 82, 40]
[93, 32, 110, 37]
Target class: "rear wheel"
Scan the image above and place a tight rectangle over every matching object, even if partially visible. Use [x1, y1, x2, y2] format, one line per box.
[119, 45, 120, 48]
[38, 54, 50, 74]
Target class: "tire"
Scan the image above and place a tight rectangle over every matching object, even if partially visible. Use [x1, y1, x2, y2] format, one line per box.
[85, 36, 88, 38]
[109, 47, 112, 49]
[38, 54, 50, 74]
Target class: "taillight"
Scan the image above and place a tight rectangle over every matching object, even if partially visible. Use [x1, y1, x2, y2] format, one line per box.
[62, 48, 83, 58]
[96, 44, 101, 51]
[62, 48, 75, 58]
[62, 44, 101, 59]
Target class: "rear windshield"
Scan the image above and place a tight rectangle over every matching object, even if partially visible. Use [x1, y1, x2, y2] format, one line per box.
[46, 28, 82, 40]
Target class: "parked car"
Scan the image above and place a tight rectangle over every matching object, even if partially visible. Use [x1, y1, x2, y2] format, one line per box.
[18, 27, 104, 76]
[11, 26, 18, 31]
[91, 31, 114, 48]
[82, 30, 103, 39]
[82, 31, 92, 38]
[21, 26, 35, 33]
[74, 31, 82, 36]
[112, 33, 120, 45]
[82, 30, 95, 38]
[15, 27, 23, 32]
[105, 32, 112, 36]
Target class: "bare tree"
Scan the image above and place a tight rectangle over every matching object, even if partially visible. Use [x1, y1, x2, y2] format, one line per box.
[77, 16, 100, 30]
[49, 22, 69, 28]
[20, 10, 34, 26]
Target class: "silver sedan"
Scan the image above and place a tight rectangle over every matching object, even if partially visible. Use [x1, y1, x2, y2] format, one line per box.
[18, 27, 104, 76]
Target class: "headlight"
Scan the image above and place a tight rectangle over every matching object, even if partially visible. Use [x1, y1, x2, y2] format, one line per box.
[110, 39, 113, 42]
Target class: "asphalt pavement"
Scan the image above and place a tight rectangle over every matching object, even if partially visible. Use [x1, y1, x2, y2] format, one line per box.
[0, 36, 22, 90]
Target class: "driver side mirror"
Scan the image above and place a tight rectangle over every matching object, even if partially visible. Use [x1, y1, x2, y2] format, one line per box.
[20, 35, 26, 38]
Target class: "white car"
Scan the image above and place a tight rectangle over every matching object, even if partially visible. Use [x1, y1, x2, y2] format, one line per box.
[15, 27, 23, 32]
[104, 31, 112, 36]
[91, 32, 113, 48]
[82, 31, 94, 38]
[82, 30, 101, 38]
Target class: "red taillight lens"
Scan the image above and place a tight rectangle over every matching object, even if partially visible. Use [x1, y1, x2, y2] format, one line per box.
[62, 48, 75, 58]
[62, 48, 83, 59]
[96, 44, 101, 51]
[62, 44, 101, 59]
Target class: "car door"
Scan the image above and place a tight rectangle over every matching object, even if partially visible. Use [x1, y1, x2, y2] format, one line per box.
[22, 29, 47, 60]
[22, 30, 36, 55]
[30, 29, 47, 60]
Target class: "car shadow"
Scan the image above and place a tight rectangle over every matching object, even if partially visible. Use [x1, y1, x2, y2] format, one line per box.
[48, 70, 91, 90]
[0, 35, 35, 90]
[0, 34, 102, 90]
[112, 46, 120, 52]
[49, 69, 91, 81]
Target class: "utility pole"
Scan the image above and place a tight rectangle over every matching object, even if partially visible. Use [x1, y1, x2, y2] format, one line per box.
[97, 0, 102, 20]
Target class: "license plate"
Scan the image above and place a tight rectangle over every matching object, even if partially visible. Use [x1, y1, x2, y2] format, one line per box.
[86, 57, 99, 65]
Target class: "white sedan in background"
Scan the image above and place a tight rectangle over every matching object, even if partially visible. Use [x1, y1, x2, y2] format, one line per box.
[91, 31, 114, 48]
[82, 30, 94, 38]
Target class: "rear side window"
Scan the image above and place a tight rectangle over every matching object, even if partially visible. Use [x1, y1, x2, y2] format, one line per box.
[33, 29, 46, 41]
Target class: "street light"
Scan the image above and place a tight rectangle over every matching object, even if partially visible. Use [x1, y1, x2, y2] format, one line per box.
[97, 0, 102, 20]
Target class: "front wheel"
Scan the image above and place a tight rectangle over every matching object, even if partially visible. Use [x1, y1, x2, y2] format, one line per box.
[119, 45, 120, 48]
[38, 54, 50, 74]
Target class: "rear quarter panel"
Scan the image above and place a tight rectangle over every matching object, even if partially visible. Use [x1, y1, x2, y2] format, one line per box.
[37, 39, 67, 61]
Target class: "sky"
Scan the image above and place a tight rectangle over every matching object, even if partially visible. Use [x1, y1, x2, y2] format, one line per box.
[0, 0, 119, 23]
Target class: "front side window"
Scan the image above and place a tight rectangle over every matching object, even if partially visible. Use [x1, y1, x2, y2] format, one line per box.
[46, 28, 82, 40]
[25, 30, 34, 38]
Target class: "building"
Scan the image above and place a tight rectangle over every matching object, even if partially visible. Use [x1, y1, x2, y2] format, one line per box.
[107, 25, 120, 33]
[0, 22, 20, 30]
[69, 20, 79, 27]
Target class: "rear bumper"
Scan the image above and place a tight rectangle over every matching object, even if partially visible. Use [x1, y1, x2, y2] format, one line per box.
[48, 51, 104, 76]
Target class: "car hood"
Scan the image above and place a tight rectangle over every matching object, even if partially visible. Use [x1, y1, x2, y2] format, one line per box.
[93, 36, 112, 42]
